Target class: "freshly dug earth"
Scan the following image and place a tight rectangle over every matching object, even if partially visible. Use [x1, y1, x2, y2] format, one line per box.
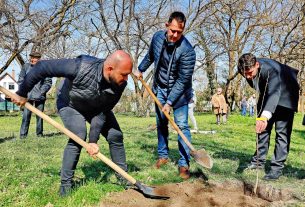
[100, 180, 272, 207]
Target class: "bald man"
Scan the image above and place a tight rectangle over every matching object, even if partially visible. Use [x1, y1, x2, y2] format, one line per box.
[13, 51, 133, 196]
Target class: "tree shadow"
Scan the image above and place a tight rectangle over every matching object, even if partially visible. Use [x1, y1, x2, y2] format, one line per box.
[43, 132, 63, 137]
[206, 141, 305, 180]
[137, 138, 182, 165]
[210, 144, 251, 174]
[190, 167, 209, 181]
[0, 135, 16, 143]
[293, 129, 305, 140]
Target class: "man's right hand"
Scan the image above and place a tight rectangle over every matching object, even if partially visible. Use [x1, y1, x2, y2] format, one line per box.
[133, 70, 143, 80]
[11, 94, 27, 106]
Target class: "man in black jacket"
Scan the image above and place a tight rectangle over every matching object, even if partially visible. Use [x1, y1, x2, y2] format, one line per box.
[18, 52, 52, 138]
[238, 53, 299, 180]
[12, 50, 133, 196]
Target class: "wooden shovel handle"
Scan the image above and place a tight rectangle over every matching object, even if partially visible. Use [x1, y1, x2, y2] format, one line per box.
[139, 77, 195, 152]
[0, 86, 136, 184]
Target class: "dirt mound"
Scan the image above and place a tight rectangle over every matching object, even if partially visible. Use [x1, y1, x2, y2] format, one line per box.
[100, 180, 271, 207]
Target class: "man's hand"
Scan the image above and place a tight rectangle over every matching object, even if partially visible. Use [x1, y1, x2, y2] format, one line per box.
[11, 95, 27, 106]
[87, 143, 99, 157]
[133, 71, 143, 80]
[162, 103, 171, 114]
[256, 117, 268, 133]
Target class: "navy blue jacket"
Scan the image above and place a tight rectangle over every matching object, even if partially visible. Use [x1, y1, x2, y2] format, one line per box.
[138, 30, 196, 108]
[18, 63, 52, 101]
[247, 58, 299, 114]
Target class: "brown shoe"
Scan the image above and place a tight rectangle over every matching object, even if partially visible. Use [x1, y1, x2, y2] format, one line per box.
[179, 166, 190, 180]
[155, 158, 168, 169]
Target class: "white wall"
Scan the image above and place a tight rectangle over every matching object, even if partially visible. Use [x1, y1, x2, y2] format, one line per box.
[0, 74, 18, 100]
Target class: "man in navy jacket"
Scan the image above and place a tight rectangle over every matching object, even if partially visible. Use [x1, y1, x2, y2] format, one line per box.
[18, 52, 52, 138]
[238, 53, 299, 180]
[135, 11, 196, 179]
[12, 50, 133, 196]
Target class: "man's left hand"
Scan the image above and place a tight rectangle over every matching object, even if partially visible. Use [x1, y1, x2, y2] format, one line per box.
[256, 117, 268, 133]
[162, 103, 171, 114]
[87, 143, 99, 157]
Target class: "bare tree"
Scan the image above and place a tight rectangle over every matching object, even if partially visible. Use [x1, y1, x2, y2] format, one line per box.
[199, 0, 285, 108]
[0, 0, 78, 74]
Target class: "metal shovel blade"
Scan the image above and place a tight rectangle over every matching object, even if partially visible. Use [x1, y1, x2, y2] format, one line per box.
[134, 181, 170, 200]
[191, 149, 213, 169]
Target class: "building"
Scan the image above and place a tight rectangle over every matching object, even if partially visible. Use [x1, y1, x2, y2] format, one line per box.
[0, 70, 19, 111]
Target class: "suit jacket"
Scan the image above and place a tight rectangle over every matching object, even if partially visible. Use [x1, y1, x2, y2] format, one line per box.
[246, 58, 299, 115]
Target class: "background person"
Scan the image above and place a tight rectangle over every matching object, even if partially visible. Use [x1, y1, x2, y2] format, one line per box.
[17, 51, 52, 139]
[240, 95, 248, 116]
[248, 94, 256, 117]
[211, 88, 227, 125]
[188, 89, 198, 133]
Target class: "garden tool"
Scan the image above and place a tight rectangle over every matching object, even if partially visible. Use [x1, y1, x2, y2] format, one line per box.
[0, 86, 169, 200]
[139, 77, 213, 169]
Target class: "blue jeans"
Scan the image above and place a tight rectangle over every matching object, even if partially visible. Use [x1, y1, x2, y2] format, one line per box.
[20, 100, 45, 137]
[155, 87, 191, 167]
[249, 106, 254, 117]
[241, 106, 247, 116]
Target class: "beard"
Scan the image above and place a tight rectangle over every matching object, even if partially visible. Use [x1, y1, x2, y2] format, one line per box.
[108, 75, 125, 90]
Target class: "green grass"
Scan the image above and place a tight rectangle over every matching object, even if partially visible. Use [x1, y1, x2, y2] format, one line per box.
[0, 112, 305, 206]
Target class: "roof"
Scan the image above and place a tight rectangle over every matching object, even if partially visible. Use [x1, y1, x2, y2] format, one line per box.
[0, 72, 17, 83]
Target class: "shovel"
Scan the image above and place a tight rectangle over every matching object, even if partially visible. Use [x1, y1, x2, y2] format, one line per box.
[0, 86, 169, 200]
[139, 77, 213, 169]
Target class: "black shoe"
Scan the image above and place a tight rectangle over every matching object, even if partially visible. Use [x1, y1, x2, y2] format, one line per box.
[116, 177, 133, 190]
[263, 171, 282, 181]
[37, 134, 43, 138]
[59, 184, 73, 197]
[246, 163, 264, 170]
[20, 136, 27, 139]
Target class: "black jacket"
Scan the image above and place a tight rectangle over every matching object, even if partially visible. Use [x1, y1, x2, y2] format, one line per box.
[17, 55, 126, 116]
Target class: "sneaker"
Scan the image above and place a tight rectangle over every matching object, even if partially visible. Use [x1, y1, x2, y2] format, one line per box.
[155, 158, 169, 169]
[263, 170, 282, 181]
[179, 166, 190, 180]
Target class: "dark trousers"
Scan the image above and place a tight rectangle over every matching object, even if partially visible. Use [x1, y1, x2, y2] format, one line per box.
[250, 106, 295, 172]
[20, 100, 45, 137]
[58, 107, 127, 186]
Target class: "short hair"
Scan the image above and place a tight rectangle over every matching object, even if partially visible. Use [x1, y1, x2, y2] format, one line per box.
[238, 53, 257, 73]
[168, 11, 186, 25]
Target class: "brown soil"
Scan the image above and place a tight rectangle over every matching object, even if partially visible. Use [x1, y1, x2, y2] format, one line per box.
[100, 180, 272, 207]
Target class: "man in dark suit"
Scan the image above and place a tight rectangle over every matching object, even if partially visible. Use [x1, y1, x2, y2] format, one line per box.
[238, 53, 299, 180]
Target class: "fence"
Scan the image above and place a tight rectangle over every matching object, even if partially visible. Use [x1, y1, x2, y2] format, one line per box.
[0, 101, 20, 111]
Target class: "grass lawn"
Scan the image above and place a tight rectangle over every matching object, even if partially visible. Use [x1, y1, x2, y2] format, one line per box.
[0, 112, 304, 206]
